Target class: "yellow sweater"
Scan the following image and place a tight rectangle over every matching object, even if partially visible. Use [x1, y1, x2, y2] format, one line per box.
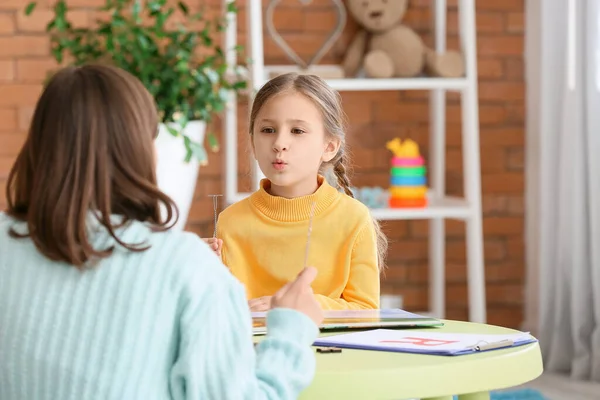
[216, 176, 380, 310]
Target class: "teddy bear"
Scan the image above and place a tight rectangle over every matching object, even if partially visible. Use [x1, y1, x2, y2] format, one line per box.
[342, 0, 464, 79]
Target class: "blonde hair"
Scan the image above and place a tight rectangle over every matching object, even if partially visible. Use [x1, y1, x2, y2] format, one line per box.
[249, 72, 388, 270]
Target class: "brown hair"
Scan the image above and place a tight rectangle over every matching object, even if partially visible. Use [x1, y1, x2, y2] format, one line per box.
[5, 64, 178, 269]
[249, 73, 388, 270]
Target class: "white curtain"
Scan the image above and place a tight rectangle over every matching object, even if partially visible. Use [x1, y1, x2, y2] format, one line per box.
[525, 0, 600, 382]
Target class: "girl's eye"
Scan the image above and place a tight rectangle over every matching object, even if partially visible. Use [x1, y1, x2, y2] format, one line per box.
[292, 128, 305, 134]
[261, 127, 275, 133]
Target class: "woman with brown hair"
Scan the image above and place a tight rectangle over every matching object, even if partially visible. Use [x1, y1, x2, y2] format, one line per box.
[0, 64, 322, 400]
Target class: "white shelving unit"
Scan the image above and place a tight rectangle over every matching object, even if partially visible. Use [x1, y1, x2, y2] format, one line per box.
[221, 0, 486, 323]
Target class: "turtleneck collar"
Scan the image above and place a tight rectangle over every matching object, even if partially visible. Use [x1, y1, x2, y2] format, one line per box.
[249, 175, 340, 222]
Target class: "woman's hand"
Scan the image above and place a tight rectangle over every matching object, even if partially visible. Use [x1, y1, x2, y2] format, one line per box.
[202, 238, 223, 257]
[271, 267, 323, 327]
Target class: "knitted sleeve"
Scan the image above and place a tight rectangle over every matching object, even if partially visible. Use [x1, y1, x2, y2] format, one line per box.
[169, 237, 319, 400]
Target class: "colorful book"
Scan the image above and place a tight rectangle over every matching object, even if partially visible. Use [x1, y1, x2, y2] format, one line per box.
[252, 308, 443, 336]
[313, 329, 537, 356]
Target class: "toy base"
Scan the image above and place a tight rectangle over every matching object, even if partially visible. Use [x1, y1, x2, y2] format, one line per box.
[389, 197, 428, 208]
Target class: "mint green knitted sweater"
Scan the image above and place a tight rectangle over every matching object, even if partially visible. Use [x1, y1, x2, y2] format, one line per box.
[0, 212, 318, 399]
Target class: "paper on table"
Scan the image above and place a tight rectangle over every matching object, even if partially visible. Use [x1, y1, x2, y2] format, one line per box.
[251, 309, 434, 320]
[252, 311, 268, 318]
[321, 309, 429, 319]
[313, 329, 537, 356]
[251, 309, 443, 336]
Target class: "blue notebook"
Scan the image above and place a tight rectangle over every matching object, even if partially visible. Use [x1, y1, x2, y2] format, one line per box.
[313, 329, 538, 356]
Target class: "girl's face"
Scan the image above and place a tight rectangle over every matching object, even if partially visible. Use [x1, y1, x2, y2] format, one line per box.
[252, 91, 340, 198]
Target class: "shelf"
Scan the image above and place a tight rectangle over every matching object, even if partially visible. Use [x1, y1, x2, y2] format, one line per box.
[326, 77, 468, 92]
[370, 196, 471, 221]
[261, 65, 468, 92]
[228, 192, 471, 221]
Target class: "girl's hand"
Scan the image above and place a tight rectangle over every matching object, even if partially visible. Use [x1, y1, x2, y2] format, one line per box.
[202, 238, 223, 257]
[271, 267, 324, 327]
[248, 296, 272, 312]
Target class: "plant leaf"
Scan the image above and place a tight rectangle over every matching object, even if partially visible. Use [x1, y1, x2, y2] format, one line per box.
[177, 1, 188, 15]
[189, 141, 207, 163]
[207, 131, 219, 152]
[24, 2, 36, 15]
[226, 1, 237, 13]
[167, 126, 179, 137]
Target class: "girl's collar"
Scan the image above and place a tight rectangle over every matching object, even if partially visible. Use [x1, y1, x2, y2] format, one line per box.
[249, 175, 340, 222]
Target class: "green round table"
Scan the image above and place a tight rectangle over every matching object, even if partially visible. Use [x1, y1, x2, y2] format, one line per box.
[297, 320, 543, 400]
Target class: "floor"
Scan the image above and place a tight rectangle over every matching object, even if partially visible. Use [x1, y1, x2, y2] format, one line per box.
[515, 372, 600, 400]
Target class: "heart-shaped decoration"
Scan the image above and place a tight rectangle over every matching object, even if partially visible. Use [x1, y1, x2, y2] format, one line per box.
[265, 0, 347, 69]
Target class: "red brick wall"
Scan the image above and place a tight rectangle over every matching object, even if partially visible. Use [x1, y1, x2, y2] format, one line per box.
[0, 0, 525, 327]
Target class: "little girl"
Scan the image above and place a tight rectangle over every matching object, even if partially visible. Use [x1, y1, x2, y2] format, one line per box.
[217, 72, 388, 311]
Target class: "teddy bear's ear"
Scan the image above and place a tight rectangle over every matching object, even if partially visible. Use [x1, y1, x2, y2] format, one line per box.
[346, 0, 408, 32]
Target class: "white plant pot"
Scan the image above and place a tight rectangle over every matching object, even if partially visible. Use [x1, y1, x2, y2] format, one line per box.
[155, 120, 206, 230]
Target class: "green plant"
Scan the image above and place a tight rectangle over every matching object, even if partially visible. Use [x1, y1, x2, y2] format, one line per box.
[25, 0, 246, 164]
